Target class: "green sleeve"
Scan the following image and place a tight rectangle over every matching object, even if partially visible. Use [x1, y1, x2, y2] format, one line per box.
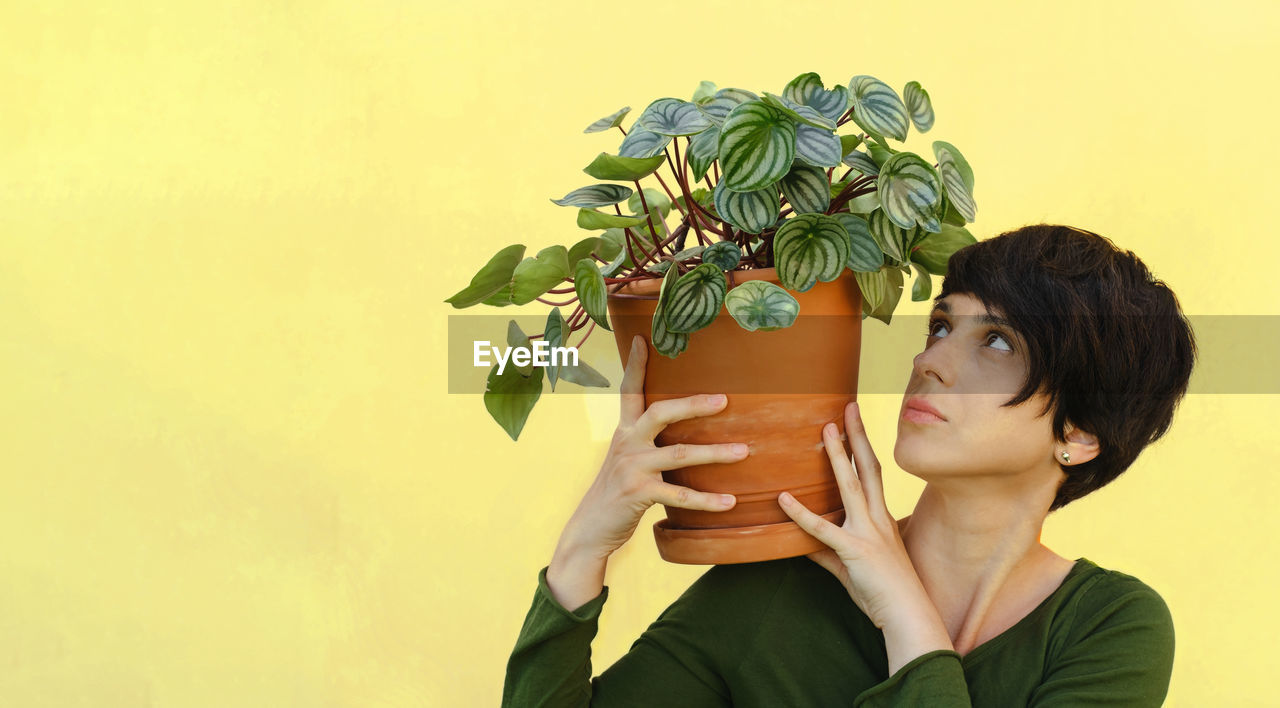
[1027, 582, 1175, 706]
[852, 650, 973, 707]
[501, 565, 735, 708]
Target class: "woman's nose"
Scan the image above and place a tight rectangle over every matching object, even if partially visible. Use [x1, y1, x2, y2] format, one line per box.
[913, 341, 950, 385]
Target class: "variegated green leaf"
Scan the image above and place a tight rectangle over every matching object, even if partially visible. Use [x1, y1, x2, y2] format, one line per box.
[687, 124, 720, 182]
[583, 152, 666, 181]
[544, 308, 567, 391]
[584, 107, 631, 134]
[876, 152, 943, 233]
[761, 92, 837, 130]
[868, 209, 922, 266]
[902, 82, 934, 133]
[783, 72, 850, 122]
[713, 180, 780, 234]
[664, 263, 727, 333]
[627, 188, 672, 219]
[444, 244, 526, 308]
[696, 87, 758, 125]
[932, 140, 976, 223]
[672, 244, 705, 262]
[638, 97, 714, 137]
[725, 280, 799, 332]
[910, 223, 976, 276]
[719, 100, 796, 192]
[846, 190, 881, 215]
[574, 258, 611, 331]
[860, 266, 904, 324]
[651, 264, 689, 358]
[618, 126, 672, 158]
[832, 213, 882, 272]
[576, 209, 649, 230]
[692, 80, 718, 103]
[551, 184, 634, 208]
[774, 214, 852, 292]
[848, 75, 909, 141]
[482, 245, 571, 307]
[910, 262, 932, 302]
[779, 162, 831, 215]
[795, 123, 843, 168]
[842, 150, 880, 176]
[701, 241, 741, 271]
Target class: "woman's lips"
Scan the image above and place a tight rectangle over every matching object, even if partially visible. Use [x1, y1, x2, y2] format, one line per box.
[902, 408, 946, 424]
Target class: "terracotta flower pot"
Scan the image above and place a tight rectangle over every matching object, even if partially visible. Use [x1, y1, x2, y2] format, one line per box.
[605, 266, 862, 565]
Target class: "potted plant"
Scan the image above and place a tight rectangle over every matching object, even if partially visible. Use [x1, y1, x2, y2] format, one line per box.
[445, 71, 978, 564]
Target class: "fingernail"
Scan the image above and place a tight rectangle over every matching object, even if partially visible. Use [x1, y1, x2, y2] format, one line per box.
[719, 494, 735, 506]
[825, 422, 835, 435]
[710, 394, 726, 405]
[632, 336, 640, 352]
[779, 492, 792, 504]
[732, 443, 748, 456]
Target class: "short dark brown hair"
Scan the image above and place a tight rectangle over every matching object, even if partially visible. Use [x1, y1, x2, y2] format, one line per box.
[936, 224, 1197, 512]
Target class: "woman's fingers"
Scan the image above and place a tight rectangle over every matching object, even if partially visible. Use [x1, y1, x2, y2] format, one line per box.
[619, 336, 647, 425]
[633, 393, 728, 442]
[822, 421, 870, 523]
[845, 401, 893, 520]
[634, 441, 750, 470]
[778, 491, 848, 552]
[651, 481, 737, 511]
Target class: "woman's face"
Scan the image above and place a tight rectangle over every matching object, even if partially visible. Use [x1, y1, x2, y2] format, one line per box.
[893, 292, 1064, 482]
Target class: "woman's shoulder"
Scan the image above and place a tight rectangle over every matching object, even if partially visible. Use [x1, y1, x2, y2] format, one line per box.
[1060, 558, 1174, 639]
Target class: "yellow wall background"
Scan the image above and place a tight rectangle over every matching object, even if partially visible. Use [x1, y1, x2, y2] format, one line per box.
[2, 1, 1275, 705]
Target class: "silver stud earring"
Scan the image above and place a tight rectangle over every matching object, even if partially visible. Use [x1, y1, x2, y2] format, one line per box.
[1060, 451, 1071, 463]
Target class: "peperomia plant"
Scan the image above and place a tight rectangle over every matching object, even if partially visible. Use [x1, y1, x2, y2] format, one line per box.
[446, 72, 979, 440]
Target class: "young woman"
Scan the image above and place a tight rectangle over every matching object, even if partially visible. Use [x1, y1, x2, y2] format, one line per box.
[503, 224, 1196, 707]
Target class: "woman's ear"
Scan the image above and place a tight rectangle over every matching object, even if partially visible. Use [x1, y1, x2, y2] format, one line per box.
[1060, 423, 1101, 466]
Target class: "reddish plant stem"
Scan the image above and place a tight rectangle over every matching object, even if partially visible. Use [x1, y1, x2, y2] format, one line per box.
[573, 319, 597, 349]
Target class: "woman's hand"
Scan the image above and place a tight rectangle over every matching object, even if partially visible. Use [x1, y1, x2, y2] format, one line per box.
[558, 335, 751, 562]
[777, 401, 927, 631]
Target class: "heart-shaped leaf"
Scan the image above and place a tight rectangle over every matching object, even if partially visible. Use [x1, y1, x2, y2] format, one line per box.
[868, 208, 923, 266]
[910, 262, 932, 301]
[618, 126, 672, 159]
[651, 264, 690, 358]
[584, 107, 631, 134]
[783, 72, 850, 122]
[725, 280, 800, 332]
[774, 214, 852, 292]
[779, 162, 832, 215]
[902, 81, 935, 133]
[701, 241, 742, 272]
[696, 87, 759, 126]
[910, 223, 977, 276]
[718, 100, 796, 192]
[637, 97, 714, 137]
[483, 358, 543, 441]
[876, 152, 943, 233]
[848, 75, 909, 141]
[664, 263, 727, 333]
[713, 179, 780, 234]
[551, 184, 634, 208]
[482, 245, 571, 306]
[444, 244, 526, 308]
[626, 188, 672, 220]
[761, 92, 837, 130]
[687, 124, 720, 182]
[795, 123, 843, 168]
[567, 236, 602, 269]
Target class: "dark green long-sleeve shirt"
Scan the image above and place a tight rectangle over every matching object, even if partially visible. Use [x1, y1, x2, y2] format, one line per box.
[502, 555, 1174, 707]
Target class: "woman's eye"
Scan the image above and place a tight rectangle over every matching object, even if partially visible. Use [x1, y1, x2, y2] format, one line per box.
[987, 332, 1013, 352]
[926, 320, 948, 337]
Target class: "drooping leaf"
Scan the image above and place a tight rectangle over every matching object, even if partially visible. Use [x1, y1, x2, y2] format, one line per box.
[876, 152, 943, 233]
[696, 87, 759, 126]
[856, 266, 905, 325]
[868, 208, 923, 266]
[584, 107, 631, 134]
[910, 223, 977, 276]
[779, 162, 831, 215]
[651, 264, 690, 358]
[482, 245, 572, 307]
[774, 214, 852, 292]
[713, 179, 780, 234]
[626, 188, 672, 219]
[558, 356, 611, 388]
[574, 258, 612, 331]
[718, 100, 796, 192]
[483, 359, 543, 441]
[637, 97, 714, 137]
[847, 75, 910, 141]
[725, 280, 800, 332]
[664, 263, 727, 333]
[583, 152, 666, 181]
[687, 124, 720, 182]
[840, 134, 864, 159]
[551, 184, 634, 208]
[841, 150, 880, 177]
[567, 236, 602, 269]
[576, 209, 649, 230]
[543, 308, 567, 391]
[761, 92, 837, 130]
[832, 213, 882, 272]
[795, 123, 844, 168]
[902, 81, 935, 133]
[443, 244, 526, 309]
[932, 140, 977, 223]
[507, 320, 535, 376]
[910, 262, 933, 302]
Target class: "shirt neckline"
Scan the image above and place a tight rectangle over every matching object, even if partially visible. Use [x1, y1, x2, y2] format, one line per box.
[957, 557, 1096, 667]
